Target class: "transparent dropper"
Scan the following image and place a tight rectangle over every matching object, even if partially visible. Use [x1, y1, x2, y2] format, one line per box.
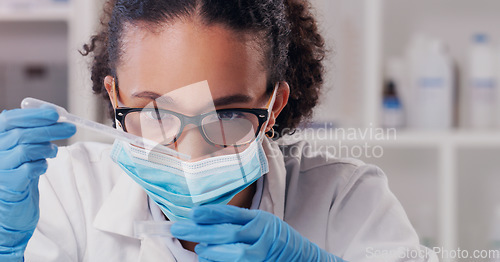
[21, 97, 190, 160]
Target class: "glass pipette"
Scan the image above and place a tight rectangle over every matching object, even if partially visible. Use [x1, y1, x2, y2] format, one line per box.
[21, 97, 190, 160]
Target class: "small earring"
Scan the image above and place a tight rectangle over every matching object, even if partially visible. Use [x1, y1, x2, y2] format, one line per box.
[266, 127, 275, 139]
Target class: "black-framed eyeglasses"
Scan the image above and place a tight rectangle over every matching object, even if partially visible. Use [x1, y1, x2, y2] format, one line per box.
[115, 107, 269, 147]
[110, 76, 278, 147]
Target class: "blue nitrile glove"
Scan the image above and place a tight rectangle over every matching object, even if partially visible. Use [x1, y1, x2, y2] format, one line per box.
[0, 108, 76, 261]
[171, 205, 346, 262]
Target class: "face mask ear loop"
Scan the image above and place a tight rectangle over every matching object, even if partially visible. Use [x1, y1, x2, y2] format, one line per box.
[261, 83, 279, 140]
[235, 84, 277, 182]
[265, 83, 279, 109]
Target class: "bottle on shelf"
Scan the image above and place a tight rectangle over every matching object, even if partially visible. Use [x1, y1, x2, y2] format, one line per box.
[382, 59, 405, 129]
[468, 33, 497, 130]
[403, 35, 455, 130]
[382, 80, 404, 129]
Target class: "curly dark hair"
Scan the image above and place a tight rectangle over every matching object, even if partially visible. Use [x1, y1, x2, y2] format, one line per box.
[81, 0, 325, 136]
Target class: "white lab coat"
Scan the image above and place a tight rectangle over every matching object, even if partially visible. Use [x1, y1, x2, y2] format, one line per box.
[25, 138, 438, 261]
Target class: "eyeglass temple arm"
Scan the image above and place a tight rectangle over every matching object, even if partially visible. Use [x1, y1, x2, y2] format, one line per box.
[266, 83, 279, 109]
[265, 83, 279, 112]
[112, 78, 118, 109]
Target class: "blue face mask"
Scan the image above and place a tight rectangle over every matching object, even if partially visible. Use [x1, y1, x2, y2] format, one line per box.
[110, 137, 269, 221]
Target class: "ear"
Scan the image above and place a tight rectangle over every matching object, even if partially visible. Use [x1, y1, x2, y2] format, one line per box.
[265, 81, 290, 133]
[104, 75, 118, 108]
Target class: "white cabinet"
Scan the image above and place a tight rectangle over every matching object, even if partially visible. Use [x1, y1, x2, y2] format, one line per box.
[0, 0, 105, 143]
[311, 0, 383, 128]
[311, 0, 500, 260]
[0, 21, 68, 111]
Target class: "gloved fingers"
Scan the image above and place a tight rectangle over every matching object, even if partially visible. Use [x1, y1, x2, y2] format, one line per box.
[0, 143, 57, 170]
[0, 108, 59, 132]
[171, 220, 258, 244]
[0, 183, 39, 231]
[195, 243, 258, 262]
[0, 228, 35, 249]
[0, 160, 47, 191]
[0, 182, 30, 203]
[240, 210, 279, 235]
[190, 205, 259, 225]
[0, 123, 76, 150]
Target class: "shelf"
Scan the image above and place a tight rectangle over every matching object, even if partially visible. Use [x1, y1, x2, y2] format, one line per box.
[0, 6, 70, 22]
[288, 129, 500, 147]
[378, 130, 500, 147]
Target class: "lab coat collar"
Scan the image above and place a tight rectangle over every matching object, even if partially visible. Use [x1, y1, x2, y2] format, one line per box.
[93, 173, 152, 239]
[260, 137, 287, 220]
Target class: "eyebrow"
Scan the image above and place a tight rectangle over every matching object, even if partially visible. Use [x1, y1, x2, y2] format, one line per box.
[132, 91, 175, 105]
[131, 91, 252, 108]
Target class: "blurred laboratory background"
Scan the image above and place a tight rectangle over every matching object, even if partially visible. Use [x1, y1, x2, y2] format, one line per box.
[1, 0, 500, 261]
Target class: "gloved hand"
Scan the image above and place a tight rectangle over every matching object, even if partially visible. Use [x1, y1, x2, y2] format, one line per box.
[0, 108, 76, 261]
[171, 205, 346, 262]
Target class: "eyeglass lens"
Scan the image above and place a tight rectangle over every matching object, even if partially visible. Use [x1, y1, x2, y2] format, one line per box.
[123, 109, 259, 146]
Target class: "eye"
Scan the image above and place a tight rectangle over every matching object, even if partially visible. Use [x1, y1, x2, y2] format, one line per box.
[143, 110, 173, 121]
[217, 111, 245, 121]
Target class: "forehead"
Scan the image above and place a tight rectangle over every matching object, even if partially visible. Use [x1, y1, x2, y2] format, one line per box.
[116, 20, 268, 100]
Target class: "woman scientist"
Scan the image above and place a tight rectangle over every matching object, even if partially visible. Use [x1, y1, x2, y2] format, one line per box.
[0, 0, 436, 261]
